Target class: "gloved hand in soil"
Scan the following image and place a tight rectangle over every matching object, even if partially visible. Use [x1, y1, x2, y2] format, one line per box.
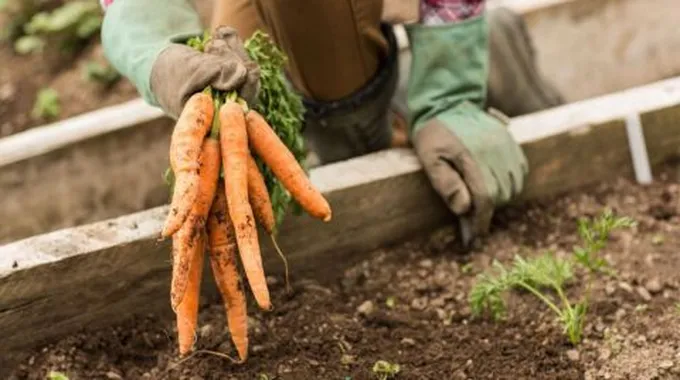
[405, 9, 528, 248]
[100, 0, 260, 119]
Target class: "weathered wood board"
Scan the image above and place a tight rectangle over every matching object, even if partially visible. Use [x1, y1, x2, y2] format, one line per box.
[2, 78, 680, 373]
[490, 0, 680, 102]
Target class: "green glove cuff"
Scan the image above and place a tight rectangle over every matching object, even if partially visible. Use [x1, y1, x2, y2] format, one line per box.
[405, 14, 489, 134]
[101, 0, 204, 107]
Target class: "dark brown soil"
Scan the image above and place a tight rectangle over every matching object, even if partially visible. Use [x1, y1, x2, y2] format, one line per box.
[7, 166, 680, 380]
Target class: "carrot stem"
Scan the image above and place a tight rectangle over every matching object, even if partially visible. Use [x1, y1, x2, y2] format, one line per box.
[210, 97, 222, 139]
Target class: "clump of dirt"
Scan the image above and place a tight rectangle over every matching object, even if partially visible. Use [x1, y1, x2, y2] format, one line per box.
[7, 169, 680, 379]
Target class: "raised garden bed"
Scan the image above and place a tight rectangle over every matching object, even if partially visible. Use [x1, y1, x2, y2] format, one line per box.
[2, 0, 680, 245]
[7, 165, 680, 379]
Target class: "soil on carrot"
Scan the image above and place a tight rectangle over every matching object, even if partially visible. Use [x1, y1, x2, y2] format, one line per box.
[8, 166, 680, 379]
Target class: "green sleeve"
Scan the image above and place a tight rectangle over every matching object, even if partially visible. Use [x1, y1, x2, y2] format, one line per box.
[405, 14, 489, 135]
[100, 0, 204, 106]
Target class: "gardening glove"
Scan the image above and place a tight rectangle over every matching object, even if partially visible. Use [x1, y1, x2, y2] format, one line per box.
[100, 0, 259, 119]
[405, 13, 529, 248]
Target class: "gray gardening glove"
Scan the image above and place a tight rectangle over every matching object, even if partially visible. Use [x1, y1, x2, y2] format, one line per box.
[151, 26, 260, 119]
[101, 0, 259, 119]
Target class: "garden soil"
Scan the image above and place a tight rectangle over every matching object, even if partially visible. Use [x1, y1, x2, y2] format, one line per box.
[7, 165, 680, 379]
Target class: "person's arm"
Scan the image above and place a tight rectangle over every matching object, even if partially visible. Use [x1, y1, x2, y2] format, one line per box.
[405, 0, 528, 248]
[100, 0, 259, 119]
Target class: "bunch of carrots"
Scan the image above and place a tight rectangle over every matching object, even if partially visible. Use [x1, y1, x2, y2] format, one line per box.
[161, 32, 332, 362]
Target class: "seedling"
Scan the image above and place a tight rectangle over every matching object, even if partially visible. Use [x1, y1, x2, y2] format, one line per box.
[31, 87, 60, 120]
[0, 0, 48, 42]
[14, 0, 102, 55]
[83, 61, 121, 86]
[385, 296, 396, 309]
[372, 360, 401, 380]
[47, 371, 69, 380]
[469, 209, 635, 345]
[573, 209, 636, 275]
[470, 253, 586, 344]
[460, 262, 474, 275]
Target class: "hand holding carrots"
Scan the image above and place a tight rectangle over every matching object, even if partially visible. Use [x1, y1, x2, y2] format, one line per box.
[163, 92, 331, 362]
[161, 29, 330, 363]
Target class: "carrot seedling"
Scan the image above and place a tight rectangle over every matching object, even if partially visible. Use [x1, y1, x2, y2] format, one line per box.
[372, 360, 401, 380]
[47, 371, 69, 380]
[573, 209, 636, 275]
[469, 209, 635, 345]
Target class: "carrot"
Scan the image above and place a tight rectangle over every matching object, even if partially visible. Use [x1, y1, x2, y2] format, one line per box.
[162, 92, 214, 238]
[245, 110, 332, 222]
[220, 100, 271, 311]
[247, 155, 291, 292]
[175, 228, 205, 357]
[170, 138, 221, 310]
[247, 155, 275, 234]
[207, 187, 249, 362]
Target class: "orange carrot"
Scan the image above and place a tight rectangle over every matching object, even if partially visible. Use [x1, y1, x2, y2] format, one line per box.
[247, 155, 275, 234]
[247, 154, 291, 291]
[162, 92, 214, 237]
[220, 100, 271, 311]
[170, 138, 221, 310]
[245, 110, 332, 222]
[176, 228, 205, 357]
[207, 187, 249, 362]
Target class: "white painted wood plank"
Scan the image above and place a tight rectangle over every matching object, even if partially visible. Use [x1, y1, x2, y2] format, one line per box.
[0, 99, 164, 167]
[509, 77, 680, 143]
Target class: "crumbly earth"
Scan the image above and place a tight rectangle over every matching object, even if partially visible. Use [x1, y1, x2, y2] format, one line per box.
[7, 166, 680, 380]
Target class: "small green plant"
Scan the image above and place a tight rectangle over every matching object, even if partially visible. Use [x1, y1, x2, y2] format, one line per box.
[385, 296, 396, 309]
[83, 61, 121, 86]
[573, 209, 636, 275]
[372, 360, 400, 380]
[32, 87, 60, 120]
[469, 253, 586, 344]
[14, 0, 102, 55]
[47, 371, 69, 380]
[0, 0, 48, 42]
[469, 209, 635, 345]
[460, 262, 474, 275]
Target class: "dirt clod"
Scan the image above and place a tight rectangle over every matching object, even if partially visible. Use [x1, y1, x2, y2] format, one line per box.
[645, 278, 663, 294]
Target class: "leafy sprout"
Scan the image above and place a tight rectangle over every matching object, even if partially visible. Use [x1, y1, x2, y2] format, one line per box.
[83, 61, 121, 86]
[469, 209, 635, 345]
[14, 0, 102, 55]
[47, 371, 69, 380]
[372, 360, 401, 380]
[573, 209, 636, 274]
[31, 87, 60, 120]
[0, 0, 48, 42]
